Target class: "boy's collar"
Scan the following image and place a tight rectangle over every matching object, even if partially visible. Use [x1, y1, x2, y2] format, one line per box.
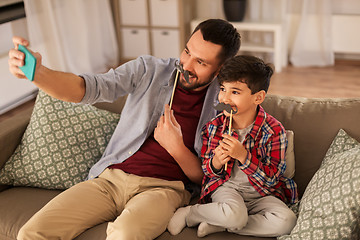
[248, 105, 267, 140]
[220, 105, 266, 140]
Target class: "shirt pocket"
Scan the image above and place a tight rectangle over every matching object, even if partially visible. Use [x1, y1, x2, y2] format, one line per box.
[255, 146, 268, 164]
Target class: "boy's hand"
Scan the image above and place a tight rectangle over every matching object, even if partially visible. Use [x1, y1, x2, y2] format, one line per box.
[219, 134, 248, 164]
[212, 145, 231, 170]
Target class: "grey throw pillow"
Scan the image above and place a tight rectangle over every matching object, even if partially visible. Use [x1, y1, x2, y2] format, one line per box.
[278, 129, 360, 240]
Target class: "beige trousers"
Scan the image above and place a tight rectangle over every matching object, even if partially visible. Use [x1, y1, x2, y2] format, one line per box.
[17, 169, 191, 240]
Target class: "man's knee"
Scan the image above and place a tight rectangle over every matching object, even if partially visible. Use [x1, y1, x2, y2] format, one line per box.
[106, 221, 162, 240]
[17, 221, 43, 240]
[17, 224, 29, 240]
[17, 217, 71, 240]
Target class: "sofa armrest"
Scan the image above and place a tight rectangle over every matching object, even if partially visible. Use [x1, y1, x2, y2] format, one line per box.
[0, 107, 33, 170]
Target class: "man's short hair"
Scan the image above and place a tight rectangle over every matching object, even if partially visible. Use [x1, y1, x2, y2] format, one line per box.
[192, 19, 241, 64]
[217, 55, 274, 94]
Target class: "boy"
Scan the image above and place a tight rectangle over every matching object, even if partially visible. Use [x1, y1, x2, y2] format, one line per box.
[168, 55, 298, 238]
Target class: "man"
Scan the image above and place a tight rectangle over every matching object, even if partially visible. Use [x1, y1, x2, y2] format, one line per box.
[8, 19, 240, 240]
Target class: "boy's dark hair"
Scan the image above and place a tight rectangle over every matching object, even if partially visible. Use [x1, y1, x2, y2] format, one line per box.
[191, 19, 241, 64]
[217, 55, 274, 94]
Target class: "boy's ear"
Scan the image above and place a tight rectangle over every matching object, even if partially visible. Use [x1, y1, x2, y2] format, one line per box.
[254, 90, 266, 105]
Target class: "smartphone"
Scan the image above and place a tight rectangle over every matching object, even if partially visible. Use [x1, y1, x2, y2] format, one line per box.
[18, 44, 37, 81]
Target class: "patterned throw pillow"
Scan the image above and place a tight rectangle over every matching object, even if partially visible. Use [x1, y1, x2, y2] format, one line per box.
[322, 129, 360, 165]
[0, 90, 120, 189]
[278, 129, 360, 240]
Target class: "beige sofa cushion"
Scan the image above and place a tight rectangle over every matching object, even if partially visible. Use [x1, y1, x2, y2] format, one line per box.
[284, 130, 295, 178]
[262, 95, 360, 197]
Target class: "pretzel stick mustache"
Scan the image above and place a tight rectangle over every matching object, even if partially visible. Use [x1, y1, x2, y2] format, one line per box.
[169, 70, 179, 109]
[214, 102, 238, 114]
[225, 109, 233, 171]
[175, 61, 190, 83]
[214, 103, 238, 171]
[170, 62, 191, 109]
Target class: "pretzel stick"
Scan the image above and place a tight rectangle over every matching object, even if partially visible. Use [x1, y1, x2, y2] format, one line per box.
[225, 109, 233, 171]
[169, 70, 180, 109]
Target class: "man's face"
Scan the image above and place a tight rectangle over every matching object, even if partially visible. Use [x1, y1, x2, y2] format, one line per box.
[178, 30, 223, 91]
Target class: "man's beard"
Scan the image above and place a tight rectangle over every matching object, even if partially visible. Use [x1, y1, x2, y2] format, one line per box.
[177, 72, 217, 91]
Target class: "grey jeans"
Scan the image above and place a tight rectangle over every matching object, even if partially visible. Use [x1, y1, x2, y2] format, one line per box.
[186, 185, 297, 237]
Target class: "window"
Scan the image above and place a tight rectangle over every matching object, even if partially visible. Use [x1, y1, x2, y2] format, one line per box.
[0, 0, 38, 115]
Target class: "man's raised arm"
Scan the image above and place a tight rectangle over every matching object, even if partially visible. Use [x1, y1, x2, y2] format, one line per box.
[8, 36, 85, 103]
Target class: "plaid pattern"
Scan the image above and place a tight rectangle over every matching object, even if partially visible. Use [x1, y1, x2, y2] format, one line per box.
[199, 106, 298, 204]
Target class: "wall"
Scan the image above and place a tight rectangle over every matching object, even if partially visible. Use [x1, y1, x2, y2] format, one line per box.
[195, 0, 360, 19]
[195, 0, 360, 60]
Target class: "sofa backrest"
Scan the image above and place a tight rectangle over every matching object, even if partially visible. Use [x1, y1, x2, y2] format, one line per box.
[94, 94, 360, 198]
[261, 94, 360, 198]
[2, 92, 359, 199]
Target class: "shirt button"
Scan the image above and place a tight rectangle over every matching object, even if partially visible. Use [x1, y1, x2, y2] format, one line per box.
[128, 151, 132, 155]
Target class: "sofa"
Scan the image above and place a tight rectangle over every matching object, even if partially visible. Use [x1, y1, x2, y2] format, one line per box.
[0, 93, 359, 240]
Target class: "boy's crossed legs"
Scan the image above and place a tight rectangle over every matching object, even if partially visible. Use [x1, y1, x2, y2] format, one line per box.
[168, 186, 296, 237]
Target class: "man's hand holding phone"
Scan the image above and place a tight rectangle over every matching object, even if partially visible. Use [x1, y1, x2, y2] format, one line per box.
[8, 36, 41, 82]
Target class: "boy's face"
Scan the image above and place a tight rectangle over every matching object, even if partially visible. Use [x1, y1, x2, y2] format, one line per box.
[218, 81, 262, 119]
[178, 30, 223, 91]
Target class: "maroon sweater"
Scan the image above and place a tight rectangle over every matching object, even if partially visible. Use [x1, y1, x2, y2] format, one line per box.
[109, 85, 207, 184]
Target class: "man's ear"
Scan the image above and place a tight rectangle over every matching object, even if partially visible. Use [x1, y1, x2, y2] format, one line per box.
[254, 90, 266, 105]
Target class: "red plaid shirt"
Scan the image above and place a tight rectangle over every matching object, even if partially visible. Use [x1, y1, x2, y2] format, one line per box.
[199, 106, 298, 204]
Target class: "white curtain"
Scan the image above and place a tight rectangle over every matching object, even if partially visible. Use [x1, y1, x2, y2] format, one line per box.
[289, 0, 334, 66]
[23, 0, 118, 74]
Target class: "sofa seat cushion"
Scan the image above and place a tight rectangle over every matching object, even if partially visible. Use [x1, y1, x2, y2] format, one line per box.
[0, 187, 110, 240]
[157, 229, 274, 240]
[0, 187, 275, 240]
[0, 187, 61, 240]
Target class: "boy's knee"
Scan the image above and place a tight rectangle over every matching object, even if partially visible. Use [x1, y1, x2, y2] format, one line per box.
[221, 204, 248, 230]
[224, 213, 248, 230]
[268, 208, 297, 236]
[277, 209, 297, 235]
